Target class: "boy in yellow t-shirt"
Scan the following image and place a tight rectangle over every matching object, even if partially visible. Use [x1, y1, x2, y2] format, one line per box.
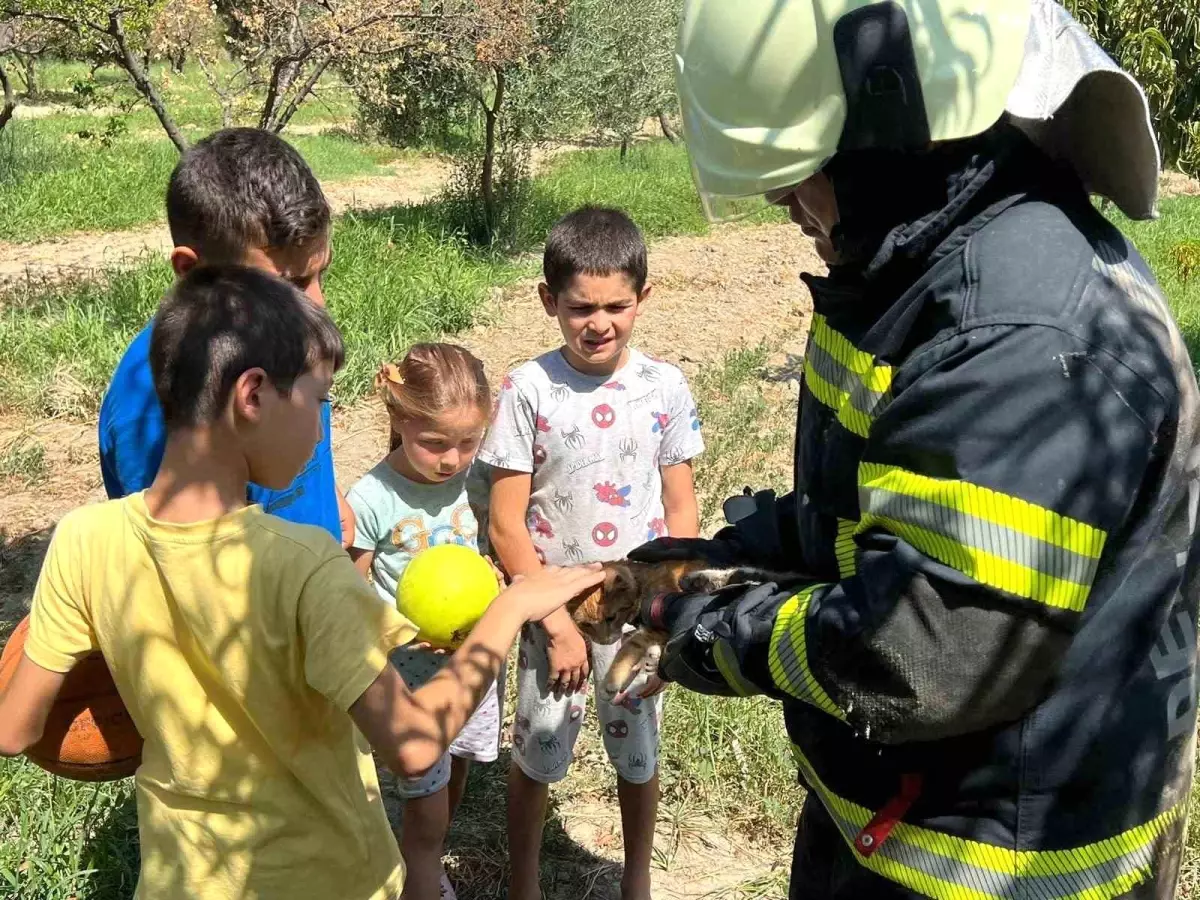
[0, 265, 603, 900]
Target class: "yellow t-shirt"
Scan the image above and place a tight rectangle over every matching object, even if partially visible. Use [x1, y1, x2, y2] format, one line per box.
[25, 493, 417, 900]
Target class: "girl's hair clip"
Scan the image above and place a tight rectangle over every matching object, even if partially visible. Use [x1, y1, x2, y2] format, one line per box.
[375, 363, 405, 389]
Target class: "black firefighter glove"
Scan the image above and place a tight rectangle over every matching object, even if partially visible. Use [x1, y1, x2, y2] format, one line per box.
[628, 489, 797, 570]
[635, 580, 798, 697]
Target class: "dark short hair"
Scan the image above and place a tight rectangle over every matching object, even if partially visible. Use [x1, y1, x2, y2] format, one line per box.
[150, 265, 345, 429]
[166, 128, 331, 262]
[543, 206, 648, 295]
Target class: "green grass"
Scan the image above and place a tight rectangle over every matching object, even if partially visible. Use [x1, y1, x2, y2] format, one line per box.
[521, 141, 716, 243]
[0, 762, 138, 900]
[0, 215, 519, 417]
[0, 118, 411, 242]
[0, 434, 48, 486]
[1108, 196, 1200, 361]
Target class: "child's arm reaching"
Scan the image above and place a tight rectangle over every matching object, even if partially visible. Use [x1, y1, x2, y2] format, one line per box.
[662, 461, 700, 538]
[350, 565, 603, 776]
[488, 467, 591, 696]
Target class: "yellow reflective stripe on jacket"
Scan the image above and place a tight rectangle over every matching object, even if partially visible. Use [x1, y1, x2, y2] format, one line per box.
[835, 518, 858, 578]
[804, 314, 893, 438]
[768, 587, 845, 719]
[791, 742, 1178, 899]
[712, 638, 760, 697]
[857, 463, 1107, 613]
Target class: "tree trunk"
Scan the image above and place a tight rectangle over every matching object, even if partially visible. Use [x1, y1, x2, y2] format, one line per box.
[481, 67, 505, 235]
[620, 136, 629, 160]
[171, 49, 186, 74]
[259, 58, 301, 131]
[657, 108, 677, 143]
[271, 57, 330, 133]
[0, 61, 16, 134]
[107, 11, 188, 153]
[20, 53, 36, 99]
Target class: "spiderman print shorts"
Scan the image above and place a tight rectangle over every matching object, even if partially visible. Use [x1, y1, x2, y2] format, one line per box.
[512, 624, 662, 785]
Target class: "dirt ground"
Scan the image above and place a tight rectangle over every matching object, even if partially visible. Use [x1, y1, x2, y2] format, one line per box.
[0, 220, 818, 899]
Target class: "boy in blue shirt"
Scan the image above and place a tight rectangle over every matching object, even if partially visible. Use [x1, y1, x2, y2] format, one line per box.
[98, 127, 353, 544]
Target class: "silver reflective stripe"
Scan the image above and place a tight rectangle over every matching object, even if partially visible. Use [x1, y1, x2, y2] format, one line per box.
[805, 336, 891, 420]
[859, 485, 1101, 590]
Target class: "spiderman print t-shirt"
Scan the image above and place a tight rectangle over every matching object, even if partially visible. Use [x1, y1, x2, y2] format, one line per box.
[478, 348, 704, 565]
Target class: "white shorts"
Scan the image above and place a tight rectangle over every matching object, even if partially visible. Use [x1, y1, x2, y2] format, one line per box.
[390, 646, 504, 799]
[512, 625, 662, 785]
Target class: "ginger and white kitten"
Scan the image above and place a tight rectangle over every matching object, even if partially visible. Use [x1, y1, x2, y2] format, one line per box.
[566, 560, 781, 697]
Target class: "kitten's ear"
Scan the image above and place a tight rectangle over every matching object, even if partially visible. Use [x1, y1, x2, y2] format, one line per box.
[604, 563, 638, 604]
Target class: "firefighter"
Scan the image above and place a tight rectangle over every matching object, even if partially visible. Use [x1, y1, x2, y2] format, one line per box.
[627, 0, 1200, 897]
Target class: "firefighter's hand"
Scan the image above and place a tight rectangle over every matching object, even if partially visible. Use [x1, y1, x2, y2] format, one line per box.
[543, 608, 590, 697]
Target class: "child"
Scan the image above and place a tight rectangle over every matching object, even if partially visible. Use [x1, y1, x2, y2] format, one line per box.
[347, 344, 498, 900]
[98, 127, 356, 548]
[479, 207, 704, 900]
[0, 265, 604, 900]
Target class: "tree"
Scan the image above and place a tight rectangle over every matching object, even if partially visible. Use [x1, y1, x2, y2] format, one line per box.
[2, 0, 189, 150]
[217, 0, 441, 133]
[0, 23, 15, 132]
[357, 0, 571, 240]
[1065, 0, 1200, 174]
[557, 0, 679, 155]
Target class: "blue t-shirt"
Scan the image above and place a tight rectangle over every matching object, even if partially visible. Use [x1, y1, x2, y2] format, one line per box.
[98, 323, 343, 541]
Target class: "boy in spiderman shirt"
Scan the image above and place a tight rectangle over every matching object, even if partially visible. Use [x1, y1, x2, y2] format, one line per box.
[480, 206, 704, 900]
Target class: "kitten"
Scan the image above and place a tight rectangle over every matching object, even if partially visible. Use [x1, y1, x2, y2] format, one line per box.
[567, 560, 782, 698]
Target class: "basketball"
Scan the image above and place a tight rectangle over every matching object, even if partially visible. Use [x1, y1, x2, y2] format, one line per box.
[396, 544, 501, 649]
[0, 616, 142, 782]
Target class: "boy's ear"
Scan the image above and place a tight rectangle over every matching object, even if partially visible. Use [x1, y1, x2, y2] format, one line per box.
[537, 283, 558, 317]
[636, 284, 652, 316]
[231, 368, 270, 424]
[170, 246, 200, 278]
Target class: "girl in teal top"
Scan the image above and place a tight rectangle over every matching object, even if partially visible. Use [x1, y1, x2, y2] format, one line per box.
[347, 343, 494, 900]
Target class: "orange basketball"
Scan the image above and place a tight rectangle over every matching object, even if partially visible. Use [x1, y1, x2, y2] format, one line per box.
[0, 616, 142, 782]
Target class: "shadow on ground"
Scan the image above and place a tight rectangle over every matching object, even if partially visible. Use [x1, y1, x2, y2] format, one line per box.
[0, 524, 52, 641]
[381, 748, 621, 900]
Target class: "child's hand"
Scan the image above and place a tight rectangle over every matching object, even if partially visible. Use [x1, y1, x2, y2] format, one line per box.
[412, 641, 449, 655]
[485, 555, 509, 588]
[501, 564, 604, 625]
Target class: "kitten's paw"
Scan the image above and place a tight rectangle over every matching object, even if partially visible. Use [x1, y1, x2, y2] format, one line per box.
[678, 568, 735, 593]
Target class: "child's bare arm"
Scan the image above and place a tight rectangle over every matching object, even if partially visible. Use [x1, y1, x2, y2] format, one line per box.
[337, 489, 356, 551]
[488, 468, 543, 578]
[662, 461, 700, 538]
[349, 548, 374, 579]
[489, 467, 590, 694]
[350, 565, 603, 776]
[0, 656, 68, 756]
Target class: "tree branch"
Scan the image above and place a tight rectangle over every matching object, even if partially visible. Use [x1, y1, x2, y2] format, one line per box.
[106, 9, 188, 152]
[0, 58, 16, 133]
[272, 55, 331, 132]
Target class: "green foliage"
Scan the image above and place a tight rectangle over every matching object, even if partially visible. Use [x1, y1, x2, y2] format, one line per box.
[552, 0, 679, 144]
[1065, 0, 1200, 173]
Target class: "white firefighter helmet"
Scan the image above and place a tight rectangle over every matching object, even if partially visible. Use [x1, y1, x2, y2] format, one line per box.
[676, 0, 1161, 221]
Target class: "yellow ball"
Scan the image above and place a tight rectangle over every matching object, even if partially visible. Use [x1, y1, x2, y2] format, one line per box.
[396, 544, 500, 649]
